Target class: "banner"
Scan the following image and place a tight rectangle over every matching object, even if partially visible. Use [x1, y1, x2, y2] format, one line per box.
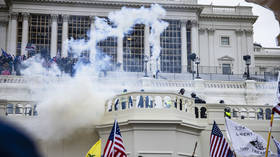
[225, 118, 270, 156]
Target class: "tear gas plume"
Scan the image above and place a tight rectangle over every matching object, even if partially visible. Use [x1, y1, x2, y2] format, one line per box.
[68, 4, 168, 74]
[15, 4, 169, 141]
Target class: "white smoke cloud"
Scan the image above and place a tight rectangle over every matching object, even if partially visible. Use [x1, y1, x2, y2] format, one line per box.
[16, 4, 169, 141]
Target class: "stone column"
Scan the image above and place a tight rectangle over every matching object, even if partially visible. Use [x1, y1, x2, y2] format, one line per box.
[246, 29, 255, 73]
[21, 13, 29, 56]
[50, 14, 58, 58]
[90, 16, 95, 57]
[0, 22, 7, 51]
[144, 24, 150, 73]
[181, 20, 187, 73]
[191, 20, 199, 56]
[208, 28, 215, 66]
[61, 15, 69, 57]
[235, 29, 243, 74]
[117, 35, 123, 71]
[8, 13, 18, 56]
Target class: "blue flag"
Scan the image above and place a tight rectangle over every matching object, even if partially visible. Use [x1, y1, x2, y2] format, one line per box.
[1, 48, 8, 57]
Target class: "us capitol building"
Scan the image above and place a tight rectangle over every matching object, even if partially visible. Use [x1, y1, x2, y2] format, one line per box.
[0, 0, 280, 157]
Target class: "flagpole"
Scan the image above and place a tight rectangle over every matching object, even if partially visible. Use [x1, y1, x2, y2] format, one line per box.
[265, 111, 275, 157]
[113, 120, 117, 157]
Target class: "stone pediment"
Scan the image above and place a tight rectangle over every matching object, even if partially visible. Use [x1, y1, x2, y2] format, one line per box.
[218, 55, 234, 61]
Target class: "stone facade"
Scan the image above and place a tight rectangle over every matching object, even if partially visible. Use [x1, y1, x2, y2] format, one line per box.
[1, 0, 277, 75]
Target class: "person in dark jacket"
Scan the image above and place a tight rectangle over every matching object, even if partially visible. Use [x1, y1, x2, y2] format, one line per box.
[0, 119, 41, 157]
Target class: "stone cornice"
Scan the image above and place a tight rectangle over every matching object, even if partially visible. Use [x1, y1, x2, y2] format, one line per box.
[16, 0, 204, 11]
[200, 14, 258, 23]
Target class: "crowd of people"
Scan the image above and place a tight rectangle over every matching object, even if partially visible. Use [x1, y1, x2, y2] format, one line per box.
[0, 50, 91, 76]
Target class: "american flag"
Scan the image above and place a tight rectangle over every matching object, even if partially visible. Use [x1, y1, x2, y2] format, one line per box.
[103, 120, 127, 157]
[273, 72, 280, 114]
[210, 121, 233, 157]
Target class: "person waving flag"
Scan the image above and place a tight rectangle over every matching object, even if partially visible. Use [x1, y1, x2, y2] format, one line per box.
[103, 120, 127, 157]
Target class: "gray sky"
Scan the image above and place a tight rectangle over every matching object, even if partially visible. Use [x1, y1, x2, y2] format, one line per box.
[198, 0, 280, 48]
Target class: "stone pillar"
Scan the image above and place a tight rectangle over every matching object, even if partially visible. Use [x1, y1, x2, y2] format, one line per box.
[181, 20, 187, 73]
[61, 15, 69, 57]
[90, 16, 95, 58]
[207, 103, 226, 125]
[246, 29, 255, 73]
[208, 28, 215, 66]
[7, 17, 12, 53]
[8, 13, 18, 56]
[0, 100, 7, 117]
[144, 24, 150, 73]
[236, 29, 243, 74]
[191, 20, 199, 56]
[50, 14, 58, 58]
[21, 13, 29, 56]
[0, 22, 7, 51]
[117, 35, 123, 71]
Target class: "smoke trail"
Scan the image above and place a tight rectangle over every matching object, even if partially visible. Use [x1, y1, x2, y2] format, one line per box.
[68, 4, 168, 75]
[15, 4, 169, 141]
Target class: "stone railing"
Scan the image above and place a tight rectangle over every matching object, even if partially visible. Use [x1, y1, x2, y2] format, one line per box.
[105, 92, 195, 112]
[194, 103, 274, 121]
[0, 75, 27, 84]
[149, 79, 193, 88]
[204, 80, 246, 89]
[226, 104, 273, 120]
[0, 100, 37, 116]
[105, 92, 274, 121]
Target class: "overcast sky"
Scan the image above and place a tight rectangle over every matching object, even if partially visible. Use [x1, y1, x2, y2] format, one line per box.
[198, 0, 280, 48]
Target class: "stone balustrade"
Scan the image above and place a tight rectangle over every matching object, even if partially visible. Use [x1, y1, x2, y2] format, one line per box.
[0, 75, 277, 90]
[105, 92, 195, 112]
[204, 80, 246, 89]
[0, 75, 27, 84]
[0, 100, 37, 116]
[105, 92, 274, 121]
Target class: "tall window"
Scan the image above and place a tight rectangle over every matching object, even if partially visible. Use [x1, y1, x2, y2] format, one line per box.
[57, 16, 63, 56]
[97, 37, 117, 71]
[97, 18, 117, 71]
[68, 16, 90, 57]
[28, 14, 51, 56]
[123, 24, 145, 72]
[17, 15, 23, 56]
[160, 20, 181, 73]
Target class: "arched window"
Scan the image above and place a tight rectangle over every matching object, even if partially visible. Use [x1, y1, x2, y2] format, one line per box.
[24, 104, 32, 116]
[15, 104, 23, 114]
[200, 107, 207, 118]
[265, 108, 272, 120]
[6, 104, 14, 115]
[195, 107, 199, 118]
[257, 108, 264, 120]
[233, 108, 238, 118]
[33, 104, 38, 116]
[240, 108, 247, 119]
[114, 99, 119, 111]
